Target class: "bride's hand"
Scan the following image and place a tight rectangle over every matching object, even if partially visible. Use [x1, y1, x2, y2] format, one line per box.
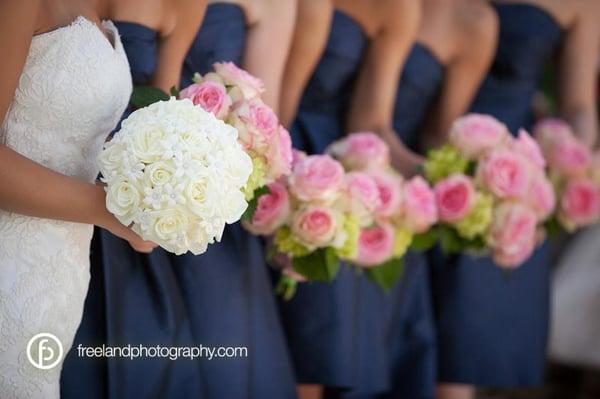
[93, 185, 158, 253]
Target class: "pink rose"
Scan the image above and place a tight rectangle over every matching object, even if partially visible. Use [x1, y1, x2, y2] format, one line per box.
[354, 224, 395, 267]
[547, 136, 592, 178]
[369, 171, 404, 218]
[346, 172, 381, 212]
[488, 202, 538, 268]
[477, 149, 531, 199]
[559, 179, 600, 229]
[289, 155, 345, 204]
[267, 126, 293, 180]
[528, 172, 556, 221]
[292, 149, 307, 167]
[243, 181, 291, 235]
[291, 205, 338, 248]
[213, 61, 265, 99]
[402, 176, 438, 233]
[533, 118, 575, 153]
[179, 81, 232, 119]
[509, 129, 546, 169]
[327, 132, 390, 171]
[449, 114, 510, 159]
[434, 174, 476, 223]
[229, 99, 279, 151]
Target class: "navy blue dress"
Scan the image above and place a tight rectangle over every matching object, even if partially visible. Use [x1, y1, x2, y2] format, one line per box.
[374, 44, 444, 399]
[279, 11, 389, 396]
[429, 3, 561, 387]
[61, 5, 297, 399]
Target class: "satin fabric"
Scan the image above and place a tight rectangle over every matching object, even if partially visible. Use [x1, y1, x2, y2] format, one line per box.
[430, 3, 561, 387]
[61, 5, 297, 398]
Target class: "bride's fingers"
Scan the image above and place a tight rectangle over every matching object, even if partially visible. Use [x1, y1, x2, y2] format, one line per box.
[129, 240, 157, 253]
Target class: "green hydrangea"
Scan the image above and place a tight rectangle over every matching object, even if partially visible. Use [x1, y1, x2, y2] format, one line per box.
[455, 192, 494, 239]
[393, 226, 414, 258]
[274, 227, 311, 257]
[335, 214, 360, 260]
[243, 157, 268, 200]
[424, 145, 469, 183]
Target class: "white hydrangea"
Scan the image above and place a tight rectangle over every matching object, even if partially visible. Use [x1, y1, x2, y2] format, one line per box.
[99, 98, 253, 255]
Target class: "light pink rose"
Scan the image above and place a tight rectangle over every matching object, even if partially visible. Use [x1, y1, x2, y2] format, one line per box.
[229, 99, 279, 151]
[510, 129, 546, 169]
[343, 172, 382, 226]
[244, 181, 291, 235]
[292, 149, 307, 167]
[369, 171, 404, 218]
[213, 61, 265, 99]
[533, 118, 575, 152]
[488, 202, 538, 268]
[354, 224, 395, 267]
[434, 174, 476, 223]
[477, 149, 531, 199]
[289, 155, 345, 204]
[547, 136, 592, 178]
[179, 81, 232, 119]
[267, 126, 293, 180]
[327, 132, 390, 171]
[291, 205, 338, 248]
[449, 114, 510, 158]
[402, 176, 438, 233]
[527, 172, 556, 221]
[559, 179, 600, 229]
[492, 238, 536, 269]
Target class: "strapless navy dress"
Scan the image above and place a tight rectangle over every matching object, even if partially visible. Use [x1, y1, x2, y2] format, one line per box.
[375, 44, 444, 399]
[429, 3, 561, 387]
[61, 5, 297, 399]
[278, 11, 389, 395]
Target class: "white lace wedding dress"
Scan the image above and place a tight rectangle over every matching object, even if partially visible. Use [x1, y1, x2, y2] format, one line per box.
[0, 17, 131, 398]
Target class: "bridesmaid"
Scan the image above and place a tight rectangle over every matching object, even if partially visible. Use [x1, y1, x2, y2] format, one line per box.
[278, 0, 421, 397]
[432, 1, 600, 399]
[378, 1, 498, 399]
[173, 1, 299, 398]
[61, 1, 205, 398]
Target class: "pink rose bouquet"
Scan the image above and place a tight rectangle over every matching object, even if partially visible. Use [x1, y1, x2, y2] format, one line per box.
[180, 62, 292, 202]
[244, 154, 361, 294]
[533, 118, 600, 231]
[422, 114, 556, 268]
[328, 132, 437, 290]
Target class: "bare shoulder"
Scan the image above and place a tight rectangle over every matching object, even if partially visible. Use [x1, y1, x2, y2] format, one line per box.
[454, 0, 498, 55]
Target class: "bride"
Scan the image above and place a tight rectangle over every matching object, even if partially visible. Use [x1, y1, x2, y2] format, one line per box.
[0, 1, 155, 397]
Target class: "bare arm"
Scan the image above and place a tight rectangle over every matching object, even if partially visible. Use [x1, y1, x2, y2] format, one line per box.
[420, 2, 498, 150]
[345, 0, 423, 176]
[556, 1, 600, 147]
[152, 0, 206, 92]
[279, 0, 334, 127]
[0, 1, 154, 251]
[243, 0, 297, 113]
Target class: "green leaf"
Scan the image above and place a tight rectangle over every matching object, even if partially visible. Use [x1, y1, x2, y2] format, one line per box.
[365, 257, 405, 292]
[170, 86, 180, 97]
[544, 216, 562, 238]
[241, 186, 271, 221]
[275, 275, 298, 301]
[438, 225, 465, 254]
[292, 248, 340, 282]
[130, 86, 170, 108]
[411, 229, 438, 251]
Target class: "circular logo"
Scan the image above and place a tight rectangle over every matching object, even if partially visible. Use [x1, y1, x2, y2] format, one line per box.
[26, 333, 63, 370]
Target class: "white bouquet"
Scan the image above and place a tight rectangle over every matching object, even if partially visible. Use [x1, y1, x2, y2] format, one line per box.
[99, 98, 253, 255]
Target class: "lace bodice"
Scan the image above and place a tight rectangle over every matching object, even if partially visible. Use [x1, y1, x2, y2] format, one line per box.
[0, 17, 131, 399]
[1, 16, 132, 180]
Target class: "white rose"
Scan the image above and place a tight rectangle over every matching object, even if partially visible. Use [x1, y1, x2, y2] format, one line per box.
[130, 126, 166, 163]
[105, 179, 141, 226]
[149, 207, 190, 243]
[144, 160, 175, 187]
